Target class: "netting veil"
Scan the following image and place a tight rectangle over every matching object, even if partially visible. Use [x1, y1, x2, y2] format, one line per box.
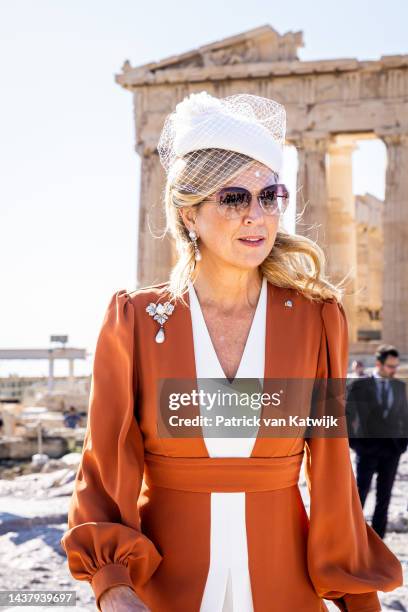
[157, 91, 286, 196]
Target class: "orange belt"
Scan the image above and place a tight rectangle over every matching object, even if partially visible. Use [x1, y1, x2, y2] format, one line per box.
[143, 451, 304, 493]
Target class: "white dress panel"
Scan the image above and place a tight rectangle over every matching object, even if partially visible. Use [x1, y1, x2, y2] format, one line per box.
[188, 276, 267, 612]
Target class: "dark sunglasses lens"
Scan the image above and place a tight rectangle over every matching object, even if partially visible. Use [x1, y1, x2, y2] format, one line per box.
[218, 188, 251, 216]
[259, 184, 289, 214]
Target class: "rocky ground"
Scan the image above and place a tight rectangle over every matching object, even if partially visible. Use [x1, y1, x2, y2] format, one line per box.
[0, 451, 406, 611]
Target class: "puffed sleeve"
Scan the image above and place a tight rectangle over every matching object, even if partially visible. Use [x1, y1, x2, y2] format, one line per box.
[60, 290, 163, 610]
[304, 299, 403, 612]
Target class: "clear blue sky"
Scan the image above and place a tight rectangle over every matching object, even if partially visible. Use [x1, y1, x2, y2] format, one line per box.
[0, 0, 406, 377]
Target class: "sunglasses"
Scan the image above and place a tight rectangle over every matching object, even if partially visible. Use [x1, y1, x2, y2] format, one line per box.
[201, 184, 289, 218]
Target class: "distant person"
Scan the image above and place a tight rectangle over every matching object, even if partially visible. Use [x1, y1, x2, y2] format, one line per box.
[346, 344, 408, 538]
[349, 359, 366, 378]
[63, 406, 81, 429]
[346, 361, 367, 431]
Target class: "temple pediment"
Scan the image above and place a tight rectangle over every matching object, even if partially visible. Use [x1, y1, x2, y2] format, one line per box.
[120, 25, 303, 77]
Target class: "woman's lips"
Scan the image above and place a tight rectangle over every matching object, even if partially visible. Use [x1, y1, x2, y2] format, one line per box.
[238, 237, 266, 247]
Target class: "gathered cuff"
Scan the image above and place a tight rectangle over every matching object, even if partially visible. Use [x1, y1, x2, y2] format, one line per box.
[330, 591, 381, 612]
[91, 563, 134, 611]
[343, 591, 381, 611]
[61, 522, 163, 610]
[329, 591, 381, 611]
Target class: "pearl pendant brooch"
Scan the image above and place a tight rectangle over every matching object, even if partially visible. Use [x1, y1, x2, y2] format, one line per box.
[146, 301, 175, 343]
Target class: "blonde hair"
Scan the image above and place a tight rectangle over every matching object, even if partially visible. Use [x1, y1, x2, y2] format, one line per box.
[159, 148, 347, 307]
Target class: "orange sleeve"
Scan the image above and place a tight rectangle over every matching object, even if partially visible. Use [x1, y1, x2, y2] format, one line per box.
[60, 290, 163, 610]
[304, 299, 403, 612]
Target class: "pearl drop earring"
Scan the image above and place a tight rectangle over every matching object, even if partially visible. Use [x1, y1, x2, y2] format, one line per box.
[188, 229, 202, 261]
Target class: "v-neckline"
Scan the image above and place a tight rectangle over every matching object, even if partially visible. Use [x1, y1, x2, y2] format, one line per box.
[188, 276, 266, 383]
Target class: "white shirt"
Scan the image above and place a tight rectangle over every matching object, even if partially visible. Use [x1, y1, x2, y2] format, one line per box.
[188, 276, 267, 612]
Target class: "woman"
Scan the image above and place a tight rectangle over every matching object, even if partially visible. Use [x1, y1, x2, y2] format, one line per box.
[61, 91, 403, 612]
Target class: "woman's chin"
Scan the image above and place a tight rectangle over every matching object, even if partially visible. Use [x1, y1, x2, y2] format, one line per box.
[233, 246, 270, 264]
[226, 253, 268, 269]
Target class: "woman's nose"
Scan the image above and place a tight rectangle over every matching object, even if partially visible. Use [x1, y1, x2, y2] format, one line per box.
[242, 197, 264, 223]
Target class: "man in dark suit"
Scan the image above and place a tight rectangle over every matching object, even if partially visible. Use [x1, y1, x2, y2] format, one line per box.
[346, 344, 408, 538]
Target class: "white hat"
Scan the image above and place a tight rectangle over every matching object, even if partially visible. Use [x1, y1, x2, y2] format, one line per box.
[157, 91, 286, 178]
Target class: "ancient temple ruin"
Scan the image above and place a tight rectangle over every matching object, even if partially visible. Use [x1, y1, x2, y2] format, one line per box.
[115, 25, 408, 355]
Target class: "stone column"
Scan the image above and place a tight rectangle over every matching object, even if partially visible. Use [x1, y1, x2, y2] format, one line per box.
[291, 133, 360, 341]
[137, 149, 174, 287]
[68, 359, 75, 388]
[355, 195, 383, 338]
[326, 135, 358, 343]
[291, 133, 330, 248]
[378, 132, 408, 353]
[48, 356, 54, 393]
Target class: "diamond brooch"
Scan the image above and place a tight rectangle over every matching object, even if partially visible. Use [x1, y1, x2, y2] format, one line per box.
[146, 301, 175, 343]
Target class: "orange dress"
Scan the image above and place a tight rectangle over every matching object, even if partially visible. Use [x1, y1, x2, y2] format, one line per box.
[60, 281, 403, 611]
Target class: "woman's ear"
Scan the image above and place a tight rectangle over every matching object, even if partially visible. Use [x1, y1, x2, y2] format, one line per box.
[179, 206, 198, 234]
